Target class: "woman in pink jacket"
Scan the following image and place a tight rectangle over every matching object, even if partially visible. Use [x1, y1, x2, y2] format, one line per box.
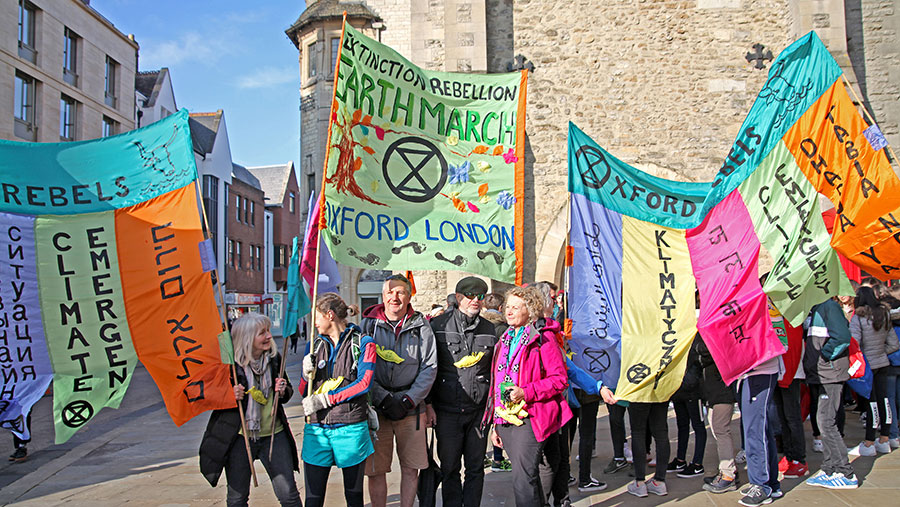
[487, 286, 572, 506]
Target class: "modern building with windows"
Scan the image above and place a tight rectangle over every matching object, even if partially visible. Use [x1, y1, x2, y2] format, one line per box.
[1, 0, 137, 142]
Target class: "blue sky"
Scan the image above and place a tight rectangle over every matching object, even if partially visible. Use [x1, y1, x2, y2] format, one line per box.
[92, 0, 306, 169]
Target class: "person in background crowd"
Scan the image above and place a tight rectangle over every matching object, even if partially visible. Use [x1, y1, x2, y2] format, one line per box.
[487, 286, 572, 507]
[447, 293, 459, 310]
[626, 398, 671, 496]
[299, 294, 376, 507]
[199, 313, 301, 507]
[480, 292, 511, 471]
[603, 401, 632, 474]
[773, 315, 809, 480]
[848, 286, 898, 456]
[361, 274, 437, 507]
[804, 298, 857, 490]
[428, 277, 498, 507]
[668, 337, 706, 479]
[7, 410, 31, 463]
[884, 284, 900, 449]
[696, 336, 740, 493]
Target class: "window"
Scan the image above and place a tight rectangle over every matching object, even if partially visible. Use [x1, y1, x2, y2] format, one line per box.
[18, 1, 36, 63]
[250, 201, 256, 226]
[243, 197, 249, 223]
[249, 245, 257, 271]
[59, 94, 76, 141]
[274, 245, 283, 268]
[63, 27, 78, 86]
[236, 241, 242, 269]
[104, 56, 118, 108]
[228, 239, 235, 267]
[14, 72, 35, 141]
[235, 195, 242, 222]
[307, 173, 316, 204]
[102, 116, 116, 137]
[289, 192, 296, 213]
[307, 42, 317, 78]
[255, 246, 262, 271]
[203, 175, 219, 256]
[331, 38, 340, 73]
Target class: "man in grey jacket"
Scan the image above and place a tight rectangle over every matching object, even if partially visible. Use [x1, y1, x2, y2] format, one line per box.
[362, 274, 437, 507]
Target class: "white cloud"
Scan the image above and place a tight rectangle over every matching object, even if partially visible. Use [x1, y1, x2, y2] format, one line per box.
[140, 32, 222, 67]
[236, 66, 297, 89]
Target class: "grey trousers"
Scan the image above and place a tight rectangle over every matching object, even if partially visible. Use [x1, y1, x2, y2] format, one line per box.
[497, 420, 545, 507]
[817, 382, 854, 477]
[709, 403, 737, 476]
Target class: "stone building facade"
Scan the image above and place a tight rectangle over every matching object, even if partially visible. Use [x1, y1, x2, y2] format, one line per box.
[0, 0, 137, 142]
[288, 0, 900, 308]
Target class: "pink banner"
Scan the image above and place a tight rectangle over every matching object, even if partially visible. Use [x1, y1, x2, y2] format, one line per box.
[686, 190, 784, 385]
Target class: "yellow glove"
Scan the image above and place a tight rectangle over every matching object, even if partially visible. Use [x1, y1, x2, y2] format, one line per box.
[247, 386, 268, 405]
[453, 351, 485, 368]
[495, 406, 524, 426]
[376, 345, 405, 364]
[314, 376, 344, 396]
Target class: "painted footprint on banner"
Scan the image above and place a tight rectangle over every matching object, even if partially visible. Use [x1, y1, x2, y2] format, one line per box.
[477, 251, 503, 265]
[435, 252, 465, 266]
[391, 242, 426, 254]
[348, 248, 379, 266]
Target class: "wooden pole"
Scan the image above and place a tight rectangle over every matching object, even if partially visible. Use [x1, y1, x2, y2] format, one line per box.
[841, 74, 900, 173]
[268, 240, 298, 460]
[193, 180, 258, 487]
[563, 193, 572, 326]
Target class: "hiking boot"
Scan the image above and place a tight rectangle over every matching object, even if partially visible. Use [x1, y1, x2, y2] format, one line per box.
[782, 461, 809, 478]
[666, 458, 686, 472]
[8, 447, 27, 463]
[738, 484, 772, 507]
[627, 480, 647, 498]
[577, 477, 607, 492]
[490, 459, 511, 472]
[677, 462, 704, 478]
[645, 479, 667, 496]
[703, 473, 738, 493]
[603, 457, 629, 474]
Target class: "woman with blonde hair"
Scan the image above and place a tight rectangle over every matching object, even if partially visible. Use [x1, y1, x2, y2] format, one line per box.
[199, 312, 301, 507]
[300, 293, 377, 507]
[484, 286, 572, 506]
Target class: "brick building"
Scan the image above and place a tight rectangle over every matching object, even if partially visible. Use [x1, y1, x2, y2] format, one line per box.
[224, 163, 266, 320]
[247, 162, 303, 293]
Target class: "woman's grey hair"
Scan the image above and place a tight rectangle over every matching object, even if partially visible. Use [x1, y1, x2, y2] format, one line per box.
[232, 312, 274, 366]
[532, 282, 554, 313]
[504, 286, 545, 325]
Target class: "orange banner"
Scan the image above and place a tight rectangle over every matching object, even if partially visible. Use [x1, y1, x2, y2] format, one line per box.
[783, 79, 900, 279]
[116, 184, 235, 425]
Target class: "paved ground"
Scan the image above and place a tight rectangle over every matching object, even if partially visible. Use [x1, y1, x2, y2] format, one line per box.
[2, 344, 898, 506]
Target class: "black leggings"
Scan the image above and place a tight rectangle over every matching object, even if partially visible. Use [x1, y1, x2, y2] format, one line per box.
[674, 399, 707, 464]
[628, 402, 670, 482]
[303, 461, 365, 507]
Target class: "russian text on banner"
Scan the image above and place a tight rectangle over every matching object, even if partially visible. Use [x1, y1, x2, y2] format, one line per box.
[0, 213, 53, 441]
[321, 23, 526, 283]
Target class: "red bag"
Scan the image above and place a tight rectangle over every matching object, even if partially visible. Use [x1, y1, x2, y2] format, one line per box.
[848, 338, 866, 379]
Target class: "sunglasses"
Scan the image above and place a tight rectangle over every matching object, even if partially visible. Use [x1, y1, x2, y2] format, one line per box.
[463, 292, 486, 301]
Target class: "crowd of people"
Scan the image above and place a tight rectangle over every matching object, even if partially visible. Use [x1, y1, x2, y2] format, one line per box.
[188, 275, 900, 507]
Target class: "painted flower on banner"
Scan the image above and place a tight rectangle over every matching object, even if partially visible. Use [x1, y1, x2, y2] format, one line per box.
[449, 161, 471, 184]
[502, 148, 518, 164]
[477, 161, 491, 173]
[446, 135, 459, 146]
[497, 191, 516, 210]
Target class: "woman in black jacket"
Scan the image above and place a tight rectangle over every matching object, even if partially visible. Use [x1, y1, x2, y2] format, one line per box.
[199, 313, 301, 507]
[696, 336, 739, 494]
[668, 336, 706, 478]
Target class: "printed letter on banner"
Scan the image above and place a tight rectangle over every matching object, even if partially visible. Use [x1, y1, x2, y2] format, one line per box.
[617, 217, 696, 403]
[686, 191, 784, 385]
[36, 212, 138, 444]
[0, 213, 53, 441]
[116, 185, 235, 426]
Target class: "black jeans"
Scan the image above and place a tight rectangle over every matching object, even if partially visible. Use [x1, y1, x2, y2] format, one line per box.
[497, 420, 545, 507]
[607, 402, 627, 459]
[303, 461, 364, 507]
[774, 379, 806, 462]
[673, 398, 707, 464]
[12, 411, 31, 448]
[539, 427, 570, 507]
[577, 399, 600, 483]
[628, 402, 670, 482]
[224, 430, 301, 507]
[809, 383, 845, 437]
[436, 409, 488, 507]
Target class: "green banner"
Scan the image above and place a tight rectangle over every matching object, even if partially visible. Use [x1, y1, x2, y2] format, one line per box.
[739, 141, 853, 326]
[321, 23, 526, 283]
[35, 212, 137, 443]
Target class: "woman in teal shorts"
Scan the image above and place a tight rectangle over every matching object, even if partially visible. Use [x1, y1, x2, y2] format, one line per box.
[300, 293, 377, 507]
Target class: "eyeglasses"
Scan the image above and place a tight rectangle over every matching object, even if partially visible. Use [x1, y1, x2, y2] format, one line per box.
[463, 292, 486, 301]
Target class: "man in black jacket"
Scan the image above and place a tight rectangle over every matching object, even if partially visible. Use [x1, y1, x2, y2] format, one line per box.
[427, 276, 497, 507]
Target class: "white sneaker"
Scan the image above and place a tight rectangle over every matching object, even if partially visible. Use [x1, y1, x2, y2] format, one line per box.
[890, 438, 900, 449]
[875, 440, 892, 454]
[847, 441, 877, 456]
[624, 442, 634, 463]
[812, 439, 824, 453]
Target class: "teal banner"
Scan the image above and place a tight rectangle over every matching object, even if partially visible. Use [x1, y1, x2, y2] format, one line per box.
[0, 110, 198, 215]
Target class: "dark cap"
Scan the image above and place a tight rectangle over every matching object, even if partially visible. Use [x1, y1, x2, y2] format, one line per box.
[455, 276, 488, 296]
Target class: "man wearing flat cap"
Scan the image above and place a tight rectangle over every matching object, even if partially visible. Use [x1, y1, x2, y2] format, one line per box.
[427, 276, 499, 507]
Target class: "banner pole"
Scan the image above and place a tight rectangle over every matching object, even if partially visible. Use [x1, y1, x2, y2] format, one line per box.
[563, 192, 572, 327]
[193, 179, 258, 487]
[841, 74, 900, 173]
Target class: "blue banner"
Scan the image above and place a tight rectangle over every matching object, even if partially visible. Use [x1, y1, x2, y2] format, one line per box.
[568, 193, 623, 389]
[0, 213, 53, 440]
[0, 109, 198, 215]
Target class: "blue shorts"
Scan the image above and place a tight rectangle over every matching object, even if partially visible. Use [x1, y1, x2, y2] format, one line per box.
[302, 420, 374, 468]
